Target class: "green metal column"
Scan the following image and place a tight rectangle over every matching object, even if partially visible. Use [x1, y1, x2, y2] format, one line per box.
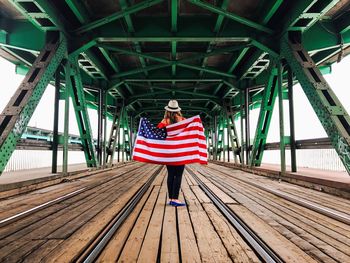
[249, 64, 278, 167]
[63, 61, 70, 175]
[277, 61, 286, 173]
[240, 92, 245, 165]
[103, 90, 108, 168]
[52, 67, 61, 174]
[287, 66, 297, 172]
[67, 57, 98, 168]
[106, 100, 123, 166]
[282, 34, 350, 174]
[244, 89, 250, 165]
[0, 36, 66, 175]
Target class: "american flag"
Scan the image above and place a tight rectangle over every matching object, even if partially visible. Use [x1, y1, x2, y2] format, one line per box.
[132, 115, 208, 165]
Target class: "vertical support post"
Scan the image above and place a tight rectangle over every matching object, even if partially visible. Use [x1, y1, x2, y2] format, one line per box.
[288, 66, 297, 172]
[117, 118, 121, 163]
[278, 61, 286, 173]
[103, 90, 107, 167]
[51, 68, 60, 173]
[63, 62, 70, 174]
[213, 115, 218, 160]
[244, 89, 250, 165]
[97, 89, 103, 165]
[130, 115, 134, 156]
[240, 92, 245, 165]
[227, 123, 230, 162]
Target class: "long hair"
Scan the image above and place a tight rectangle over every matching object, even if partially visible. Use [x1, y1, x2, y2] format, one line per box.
[164, 110, 182, 124]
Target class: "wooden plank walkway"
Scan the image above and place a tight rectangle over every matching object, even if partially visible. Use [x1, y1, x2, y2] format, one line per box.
[0, 162, 349, 262]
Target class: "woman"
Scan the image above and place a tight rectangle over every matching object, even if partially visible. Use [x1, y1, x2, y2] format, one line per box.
[157, 100, 186, 207]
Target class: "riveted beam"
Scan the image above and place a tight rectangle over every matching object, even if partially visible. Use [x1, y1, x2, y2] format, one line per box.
[0, 37, 67, 174]
[187, 0, 274, 34]
[282, 34, 350, 174]
[74, 0, 163, 34]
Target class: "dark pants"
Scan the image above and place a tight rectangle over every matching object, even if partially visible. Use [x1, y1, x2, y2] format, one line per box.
[166, 165, 185, 199]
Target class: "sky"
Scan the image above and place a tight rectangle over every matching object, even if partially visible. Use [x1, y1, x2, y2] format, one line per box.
[0, 55, 350, 142]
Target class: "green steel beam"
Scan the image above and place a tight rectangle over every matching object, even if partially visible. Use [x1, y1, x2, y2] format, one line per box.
[171, 41, 177, 76]
[282, 35, 350, 174]
[187, 0, 274, 34]
[64, 0, 120, 79]
[260, 0, 284, 25]
[171, 0, 178, 32]
[249, 64, 278, 167]
[67, 57, 98, 167]
[98, 47, 120, 73]
[74, 0, 163, 34]
[0, 19, 44, 53]
[102, 45, 236, 78]
[65, 0, 90, 23]
[196, 0, 229, 89]
[0, 37, 67, 174]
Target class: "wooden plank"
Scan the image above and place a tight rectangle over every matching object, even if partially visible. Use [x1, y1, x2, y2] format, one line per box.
[188, 171, 237, 204]
[0, 239, 46, 262]
[184, 171, 197, 186]
[228, 204, 318, 263]
[118, 186, 161, 262]
[223, 185, 337, 262]
[190, 185, 211, 203]
[153, 166, 166, 186]
[22, 240, 63, 262]
[160, 199, 179, 263]
[137, 181, 167, 262]
[177, 191, 201, 263]
[181, 177, 231, 262]
[45, 169, 157, 262]
[203, 203, 260, 263]
[97, 186, 159, 261]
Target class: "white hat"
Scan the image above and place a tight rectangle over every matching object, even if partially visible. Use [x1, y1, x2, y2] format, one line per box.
[165, 100, 181, 112]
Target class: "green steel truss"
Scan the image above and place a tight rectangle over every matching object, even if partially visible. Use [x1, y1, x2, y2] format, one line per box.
[66, 57, 98, 167]
[223, 100, 241, 164]
[106, 101, 124, 166]
[249, 64, 278, 167]
[282, 34, 350, 174]
[0, 36, 66, 173]
[0, 0, 350, 174]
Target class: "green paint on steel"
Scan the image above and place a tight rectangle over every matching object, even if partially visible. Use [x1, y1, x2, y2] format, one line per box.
[277, 61, 286, 173]
[249, 63, 278, 167]
[282, 35, 350, 174]
[101, 45, 236, 78]
[67, 57, 99, 167]
[188, 0, 274, 34]
[74, 0, 163, 34]
[0, 37, 67, 174]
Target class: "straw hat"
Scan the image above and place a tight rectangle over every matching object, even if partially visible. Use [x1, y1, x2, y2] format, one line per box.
[165, 100, 181, 112]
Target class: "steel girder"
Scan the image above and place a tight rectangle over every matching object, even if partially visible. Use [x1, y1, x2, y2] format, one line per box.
[0, 36, 66, 174]
[106, 101, 124, 166]
[66, 58, 98, 168]
[223, 100, 241, 164]
[282, 35, 350, 174]
[249, 63, 278, 167]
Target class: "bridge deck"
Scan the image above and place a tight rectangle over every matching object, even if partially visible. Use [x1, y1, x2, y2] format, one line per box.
[0, 163, 349, 262]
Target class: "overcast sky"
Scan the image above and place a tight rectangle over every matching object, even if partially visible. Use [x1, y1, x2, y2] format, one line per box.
[0, 55, 349, 142]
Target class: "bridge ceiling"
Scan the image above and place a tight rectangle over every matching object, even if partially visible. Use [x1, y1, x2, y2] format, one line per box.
[1, 0, 350, 122]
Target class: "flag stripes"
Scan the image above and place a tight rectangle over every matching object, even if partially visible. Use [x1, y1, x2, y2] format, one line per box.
[132, 115, 208, 165]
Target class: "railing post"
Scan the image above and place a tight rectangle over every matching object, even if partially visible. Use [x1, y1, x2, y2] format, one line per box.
[287, 65, 297, 172]
[244, 88, 250, 165]
[51, 67, 61, 174]
[277, 61, 286, 173]
[63, 61, 70, 175]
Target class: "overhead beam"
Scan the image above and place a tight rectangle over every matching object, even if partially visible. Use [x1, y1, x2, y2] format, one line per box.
[101, 45, 236, 78]
[73, 0, 163, 34]
[187, 0, 274, 34]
